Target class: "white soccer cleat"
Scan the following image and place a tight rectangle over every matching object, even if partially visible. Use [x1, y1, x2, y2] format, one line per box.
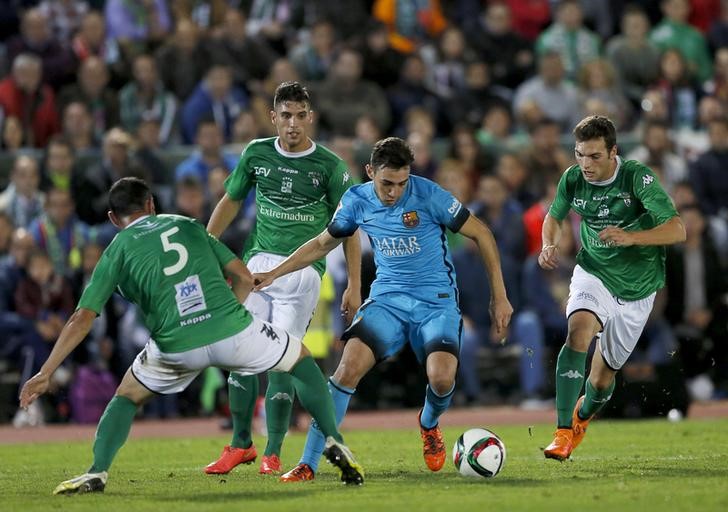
[53, 471, 108, 495]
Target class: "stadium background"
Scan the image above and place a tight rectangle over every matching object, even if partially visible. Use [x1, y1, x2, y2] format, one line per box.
[0, 0, 727, 429]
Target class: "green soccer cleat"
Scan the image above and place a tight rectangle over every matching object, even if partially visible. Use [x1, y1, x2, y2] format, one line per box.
[53, 471, 108, 495]
[323, 437, 364, 485]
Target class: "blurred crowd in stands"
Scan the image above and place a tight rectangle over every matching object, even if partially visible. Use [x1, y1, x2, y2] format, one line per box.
[1, 0, 727, 426]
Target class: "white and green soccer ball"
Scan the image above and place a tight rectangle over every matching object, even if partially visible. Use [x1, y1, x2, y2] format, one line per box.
[452, 428, 506, 478]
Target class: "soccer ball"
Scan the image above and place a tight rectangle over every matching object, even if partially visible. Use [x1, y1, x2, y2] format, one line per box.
[452, 428, 506, 478]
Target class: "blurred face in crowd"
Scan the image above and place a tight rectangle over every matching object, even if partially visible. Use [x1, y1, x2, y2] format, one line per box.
[311, 21, 335, 54]
[63, 102, 93, 141]
[477, 175, 509, 211]
[663, 0, 690, 22]
[465, 61, 490, 89]
[540, 53, 564, 85]
[133, 55, 158, 89]
[714, 48, 728, 79]
[575, 137, 618, 182]
[708, 119, 728, 151]
[641, 90, 669, 121]
[206, 66, 233, 100]
[176, 182, 206, 219]
[174, 19, 199, 52]
[355, 115, 381, 145]
[10, 229, 35, 267]
[12, 156, 40, 197]
[79, 57, 109, 97]
[401, 55, 426, 85]
[698, 96, 725, 125]
[80, 11, 106, 47]
[137, 119, 161, 148]
[12, 56, 42, 93]
[103, 129, 131, 167]
[558, 1, 583, 30]
[622, 10, 649, 40]
[82, 244, 102, 275]
[484, 4, 511, 35]
[233, 110, 258, 143]
[496, 153, 527, 192]
[332, 50, 363, 85]
[28, 252, 54, 286]
[644, 125, 670, 155]
[532, 122, 561, 152]
[439, 27, 465, 60]
[407, 131, 433, 167]
[46, 189, 75, 227]
[436, 162, 470, 203]
[47, 141, 74, 175]
[2, 116, 24, 150]
[482, 106, 512, 138]
[22, 9, 50, 47]
[660, 49, 687, 83]
[681, 207, 705, 241]
[366, 25, 388, 53]
[222, 8, 247, 45]
[0, 215, 13, 253]
[271, 99, 313, 152]
[268, 58, 299, 87]
[197, 122, 223, 155]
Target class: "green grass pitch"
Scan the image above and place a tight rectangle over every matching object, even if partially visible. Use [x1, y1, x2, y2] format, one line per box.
[2, 418, 727, 512]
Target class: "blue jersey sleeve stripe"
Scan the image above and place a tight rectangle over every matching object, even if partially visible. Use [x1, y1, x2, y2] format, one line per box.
[327, 223, 356, 239]
[450, 207, 470, 232]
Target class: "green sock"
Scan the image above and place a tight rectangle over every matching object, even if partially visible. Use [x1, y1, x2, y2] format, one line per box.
[200, 367, 225, 414]
[579, 379, 615, 419]
[88, 395, 138, 473]
[289, 356, 343, 443]
[555, 345, 588, 428]
[228, 373, 258, 449]
[264, 371, 295, 456]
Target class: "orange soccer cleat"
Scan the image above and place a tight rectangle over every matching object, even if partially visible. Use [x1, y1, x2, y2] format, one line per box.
[544, 428, 574, 461]
[259, 454, 282, 475]
[418, 410, 446, 471]
[204, 444, 257, 474]
[279, 463, 315, 482]
[571, 396, 593, 451]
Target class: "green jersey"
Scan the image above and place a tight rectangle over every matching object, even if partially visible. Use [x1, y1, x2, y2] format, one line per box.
[78, 214, 252, 353]
[549, 158, 678, 300]
[225, 137, 353, 276]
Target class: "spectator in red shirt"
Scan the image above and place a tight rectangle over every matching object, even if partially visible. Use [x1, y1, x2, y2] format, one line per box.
[0, 54, 60, 148]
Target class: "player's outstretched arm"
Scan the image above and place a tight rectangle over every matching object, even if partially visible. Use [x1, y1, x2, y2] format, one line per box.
[341, 232, 362, 324]
[599, 215, 686, 247]
[253, 229, 343, 290]
[207, 193, 242, 238]
[224, 258, 254, 304]
[459, 214, 513, 336]
[539, 214, 563, 270]
[19, 308, 96, 409]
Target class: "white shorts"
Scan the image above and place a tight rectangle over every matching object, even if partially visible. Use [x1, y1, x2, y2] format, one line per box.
[131, 316, 302, 394]
[566, 265, 655, 370]
[244, 252, 321, 339]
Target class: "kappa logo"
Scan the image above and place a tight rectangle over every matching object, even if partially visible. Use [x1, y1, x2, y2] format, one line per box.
[270, 392, 294, 403]
[402, 210, 419, 228]
[642, 174, 654, 188]
[343, 171, 350, 184]
[559, 370, 584, 379]
[228, 376, 247, 390]
[260, 323, 280, 341]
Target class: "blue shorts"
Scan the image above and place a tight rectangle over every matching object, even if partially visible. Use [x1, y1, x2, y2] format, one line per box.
[341, 292, 462, 364]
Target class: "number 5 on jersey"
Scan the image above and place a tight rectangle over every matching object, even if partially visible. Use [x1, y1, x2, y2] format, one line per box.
[161, 227, 189, 276]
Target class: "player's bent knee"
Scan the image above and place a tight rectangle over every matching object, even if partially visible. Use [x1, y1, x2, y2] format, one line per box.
[271, 334, 304, 373]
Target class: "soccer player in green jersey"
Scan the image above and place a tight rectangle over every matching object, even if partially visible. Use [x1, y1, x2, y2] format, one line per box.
[205, 81, 361, 475]
[18, 178, 364, 494]
[540, 116, 686, 460]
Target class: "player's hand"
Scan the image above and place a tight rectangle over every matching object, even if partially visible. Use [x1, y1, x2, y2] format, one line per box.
[538, 245, 559, 270]
[19, 371, 50, 409]
[252, 272, 275, 291]
[341, 286, 361, 325]
[489, 296, 513, 342]
[598, 226, 634, 246]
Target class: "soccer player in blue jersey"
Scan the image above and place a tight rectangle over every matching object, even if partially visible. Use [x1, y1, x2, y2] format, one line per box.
[252, 137, 513, 481]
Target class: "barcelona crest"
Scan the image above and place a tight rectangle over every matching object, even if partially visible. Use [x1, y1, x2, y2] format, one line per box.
[402, 211, 419, 228]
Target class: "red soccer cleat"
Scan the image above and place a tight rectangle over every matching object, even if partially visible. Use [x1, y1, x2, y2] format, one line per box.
[418, 410, 446, 471]
[204, 444, 257, 474]
[279, 463, 315, 482]
[259, 454, 282, 475]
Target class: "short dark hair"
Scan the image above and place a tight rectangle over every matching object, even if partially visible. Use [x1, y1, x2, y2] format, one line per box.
[573, 115, 617, 151]
[370, 137, 414, 170]
[273, 81, 310, 110]
[109, 177, 152, 217]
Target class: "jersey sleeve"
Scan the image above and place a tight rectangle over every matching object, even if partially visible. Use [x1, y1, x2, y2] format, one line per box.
[633, 165, 678, 223]
[76, 247, 120, 315]
[326, 159, 354, 214]
[548, 169, 573, 221]
[206, 229, 238, 267]
[327, 189, 359, 238]
[429, 183, 470, 232]
[224, 145, 254, 201]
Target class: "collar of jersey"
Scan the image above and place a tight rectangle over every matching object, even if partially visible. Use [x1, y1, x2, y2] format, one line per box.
[125, 214, 150, 229]
[274, 137, 317, 158]
[587, 156, 622, 186]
